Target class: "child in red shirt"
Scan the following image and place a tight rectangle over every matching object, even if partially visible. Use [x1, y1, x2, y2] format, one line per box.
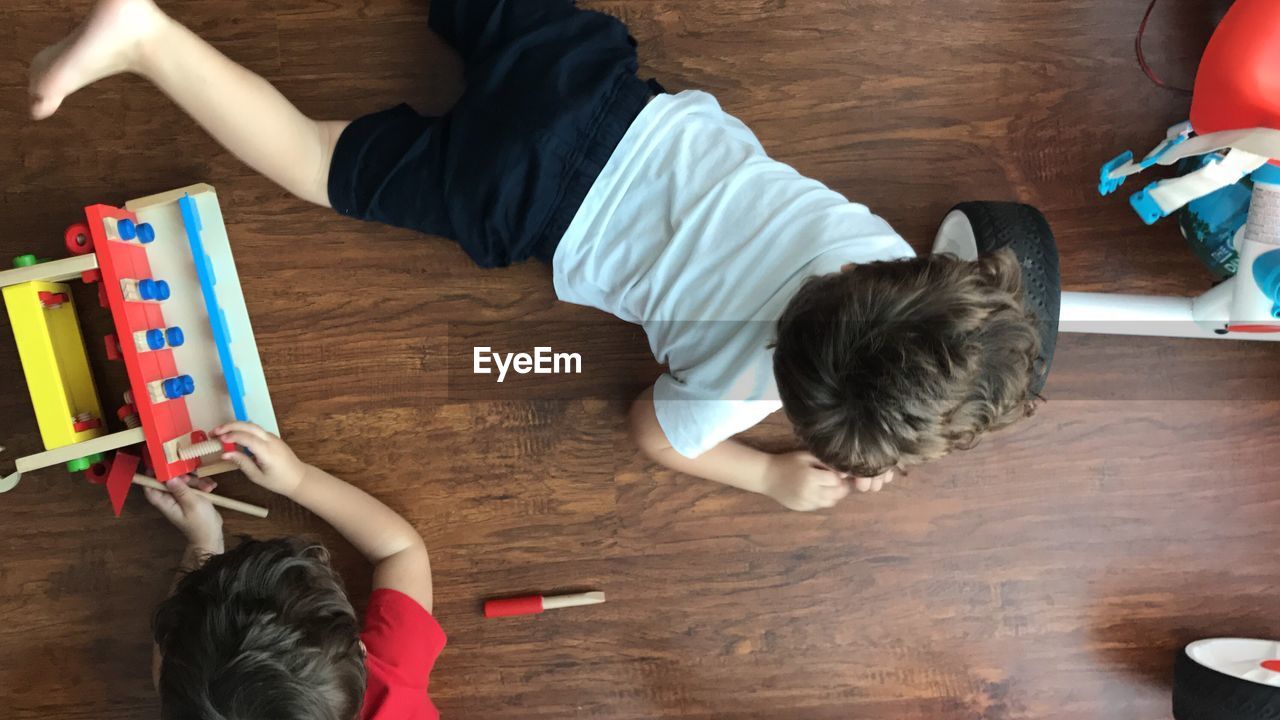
[145, 422, 445, 719]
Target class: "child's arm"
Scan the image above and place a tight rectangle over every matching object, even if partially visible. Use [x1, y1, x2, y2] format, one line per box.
[630, 386, 889, 511]
[214, 422, 433, 612]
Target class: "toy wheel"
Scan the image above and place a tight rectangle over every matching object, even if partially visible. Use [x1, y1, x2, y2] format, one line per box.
[932, 201, 1061, 395]
[1174, 639, 1280, 719]
[64, 223, 93, 256]
[13, 254, 37, 268]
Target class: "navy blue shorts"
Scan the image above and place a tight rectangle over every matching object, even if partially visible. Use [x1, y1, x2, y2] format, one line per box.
[327, 0, 658, 268]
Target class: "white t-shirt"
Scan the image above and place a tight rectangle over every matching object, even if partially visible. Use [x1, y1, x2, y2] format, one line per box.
[553, 90, 914, 458]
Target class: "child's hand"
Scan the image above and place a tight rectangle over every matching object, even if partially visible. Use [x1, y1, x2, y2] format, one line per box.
[214, 422, 308, 497]
[762, 451, 893, 511]
[850, 469, 894, 493]
[144, 476, 225, 552]
[764, 451, 848, 511]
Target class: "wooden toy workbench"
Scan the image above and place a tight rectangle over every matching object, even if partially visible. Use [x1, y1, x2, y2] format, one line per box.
[1, 184, 275, 517]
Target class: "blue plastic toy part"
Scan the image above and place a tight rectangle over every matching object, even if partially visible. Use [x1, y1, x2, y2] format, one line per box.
[165, 326, 185, 347]
[138, 278, 171, 301]
[1129, 182, 1168, 225]
[1253, 163, 1280, 186]
[1099, 151, 1133, 196]
[145, 329, 166, 350]
[179, 194, 248, 422]
[1098, 124, 1193, 197]
[162, 375, 195, 399]
[1252, 249, 1280, 319]
[137, 222, 156, 244]
[117, 218, 137, 240]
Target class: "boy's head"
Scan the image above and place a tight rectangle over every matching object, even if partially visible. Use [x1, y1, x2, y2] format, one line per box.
[773, 249, 1042, 476]
[153, 537, 366, 720]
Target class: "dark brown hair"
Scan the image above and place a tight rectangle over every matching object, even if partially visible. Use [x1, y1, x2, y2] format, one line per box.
[773, 249, 1041, 476]
[153, 537, 366, 720]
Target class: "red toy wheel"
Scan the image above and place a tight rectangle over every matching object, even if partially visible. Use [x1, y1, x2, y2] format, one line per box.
[64, 223, 93, 255]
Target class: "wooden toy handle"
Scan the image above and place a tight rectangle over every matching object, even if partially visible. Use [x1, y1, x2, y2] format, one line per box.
[131, 475, 269, 518]
[543, 591, 606, 610]
[484, 591, 606, 618]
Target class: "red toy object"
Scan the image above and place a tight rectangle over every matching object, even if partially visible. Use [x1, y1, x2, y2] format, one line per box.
[1191, 0, 1280, 140]
[102, 451, 141, 517]
[483, 591, 606, 618]
[38, 291, 68, 308]
[484, 595, 544, 618]
[104, 333, 121, 361]
[64, 222, 93, 256]
[86, 204, 200, 482]
[84, 461, 109, 486]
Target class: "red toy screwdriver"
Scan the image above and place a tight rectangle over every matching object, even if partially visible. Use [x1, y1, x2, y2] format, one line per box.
[484, 591, 606, 618]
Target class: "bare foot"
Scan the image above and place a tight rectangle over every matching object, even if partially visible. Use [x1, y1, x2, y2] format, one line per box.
[29, 0, 166, 120]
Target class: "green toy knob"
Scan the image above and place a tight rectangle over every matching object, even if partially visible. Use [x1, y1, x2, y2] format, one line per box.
[66, 453, 105, 473]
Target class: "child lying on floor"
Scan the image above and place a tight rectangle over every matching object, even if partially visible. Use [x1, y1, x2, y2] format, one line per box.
[146, 423, 444, 720]
[33, 0, 1044, 511]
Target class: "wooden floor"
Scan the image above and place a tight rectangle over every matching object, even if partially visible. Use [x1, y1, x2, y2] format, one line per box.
[1, 1, 1277, 718]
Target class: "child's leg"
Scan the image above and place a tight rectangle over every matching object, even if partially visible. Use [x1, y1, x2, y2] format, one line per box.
[30, 0, 343, 207]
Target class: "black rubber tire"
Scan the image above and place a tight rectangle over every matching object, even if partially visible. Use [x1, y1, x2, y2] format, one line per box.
[945, 202, 1061, 395]
[1174, 648, 1280, 720]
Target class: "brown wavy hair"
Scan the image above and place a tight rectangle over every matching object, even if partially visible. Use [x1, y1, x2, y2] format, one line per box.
[153, 537, 366, 720]
[773, 249, 1041, 476]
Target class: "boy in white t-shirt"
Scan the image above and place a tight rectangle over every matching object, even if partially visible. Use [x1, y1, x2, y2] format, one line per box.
[32, 0, 1045, 511]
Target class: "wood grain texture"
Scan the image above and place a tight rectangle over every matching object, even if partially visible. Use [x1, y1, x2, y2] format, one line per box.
[1, 1, 1277, 719]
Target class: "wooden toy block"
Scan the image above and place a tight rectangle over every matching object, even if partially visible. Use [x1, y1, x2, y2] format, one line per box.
[3, 281, 106, 450]
[0, 254, 98, 289]
[193, 460, 238, 478]
[13, 427, 145, 475]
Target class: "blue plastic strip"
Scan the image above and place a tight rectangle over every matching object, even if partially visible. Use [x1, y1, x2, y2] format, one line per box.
[178, 195, 249, 422]
[1252, 163, 1280, 187]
